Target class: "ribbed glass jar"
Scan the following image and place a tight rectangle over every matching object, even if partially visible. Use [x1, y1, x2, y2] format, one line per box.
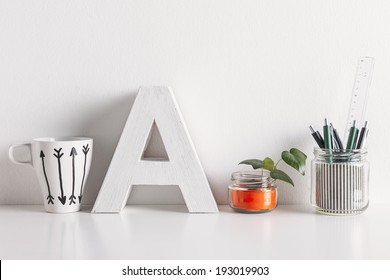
[228, 171, 277, 213]
[311, 148, 369, 215]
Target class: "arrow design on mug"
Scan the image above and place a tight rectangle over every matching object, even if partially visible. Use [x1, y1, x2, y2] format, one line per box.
[78, 144, 90, 203]
[40, 151, 54, 204]
[69, 147, 77, 205]
[53, 148, 66, 205]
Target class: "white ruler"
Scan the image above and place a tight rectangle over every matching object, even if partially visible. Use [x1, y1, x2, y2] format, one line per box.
[343, 57, 375, 143]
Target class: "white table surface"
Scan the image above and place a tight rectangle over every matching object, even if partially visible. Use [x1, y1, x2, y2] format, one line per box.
[0, 204, 389, 260]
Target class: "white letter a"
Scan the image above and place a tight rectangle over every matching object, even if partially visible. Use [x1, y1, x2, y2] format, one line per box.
[92, 87, 218, 213]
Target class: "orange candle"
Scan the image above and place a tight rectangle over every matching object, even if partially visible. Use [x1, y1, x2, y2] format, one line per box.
[228, 171, 278, 213]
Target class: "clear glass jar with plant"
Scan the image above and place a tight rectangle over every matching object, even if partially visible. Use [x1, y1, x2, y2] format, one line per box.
[229, 148, 307, 213]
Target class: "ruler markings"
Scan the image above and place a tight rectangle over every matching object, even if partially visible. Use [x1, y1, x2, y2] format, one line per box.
[343, 57, 374, 143]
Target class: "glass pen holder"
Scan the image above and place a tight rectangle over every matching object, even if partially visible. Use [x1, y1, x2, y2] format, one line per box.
[311, 148, 369, 215]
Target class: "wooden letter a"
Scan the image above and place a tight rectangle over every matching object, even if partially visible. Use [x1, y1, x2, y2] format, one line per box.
[92, 87, 218, 213]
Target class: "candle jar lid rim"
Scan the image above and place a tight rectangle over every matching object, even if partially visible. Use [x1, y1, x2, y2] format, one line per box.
[231, 171, 274, 187]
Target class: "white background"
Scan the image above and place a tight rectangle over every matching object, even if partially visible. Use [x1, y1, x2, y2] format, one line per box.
[1, 0, 390, 206]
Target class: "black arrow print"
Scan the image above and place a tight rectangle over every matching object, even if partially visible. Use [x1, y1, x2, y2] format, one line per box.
[78, 144, 90, 203]
[40, 151, 54, 204]
[69, 147, 77, 205]
[53, 148, 66, 205]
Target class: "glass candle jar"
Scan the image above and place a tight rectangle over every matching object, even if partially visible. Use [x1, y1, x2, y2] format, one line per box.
[228, 171, 277, 213]
[311, 148, 369, 215]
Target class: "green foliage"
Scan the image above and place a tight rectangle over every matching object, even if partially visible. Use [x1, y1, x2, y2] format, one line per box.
[270, 169, 294, 186]
[238, 159, 263, 169]
[281, 148, 307, 175]
[262, 157, 275, 171]
[239, 148, 307, 186]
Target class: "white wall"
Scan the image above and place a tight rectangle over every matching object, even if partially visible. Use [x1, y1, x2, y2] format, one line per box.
[1, 0, 390, 206]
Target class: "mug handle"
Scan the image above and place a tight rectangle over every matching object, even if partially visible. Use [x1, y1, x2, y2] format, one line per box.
[8, 143, 33, 167]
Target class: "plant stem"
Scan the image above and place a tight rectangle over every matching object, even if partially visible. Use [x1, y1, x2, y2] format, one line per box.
[275, 158, 282, 168]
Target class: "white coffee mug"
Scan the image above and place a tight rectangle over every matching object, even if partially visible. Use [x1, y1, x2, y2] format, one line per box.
[9, 137, 93, 213]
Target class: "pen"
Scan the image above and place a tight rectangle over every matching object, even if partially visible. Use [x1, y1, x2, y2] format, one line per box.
[331, 128, 339, 149]
[330, 123, 344, 150]
[356, 121, 369, 149]
[309, 125, 325, 148]
[330, 124, 339, 149]
[323, 118, 333, 150]
[346, 120, 359, 150]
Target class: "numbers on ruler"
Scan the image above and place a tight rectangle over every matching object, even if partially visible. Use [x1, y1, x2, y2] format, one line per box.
[344, 57, 374, 142]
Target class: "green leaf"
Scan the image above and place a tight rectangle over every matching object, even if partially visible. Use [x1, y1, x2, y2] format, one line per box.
[262, 157, 275, 171]
[270, 169, 294, 186]
[281, 148, 307, 175]
[239, 159, 263, 169]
